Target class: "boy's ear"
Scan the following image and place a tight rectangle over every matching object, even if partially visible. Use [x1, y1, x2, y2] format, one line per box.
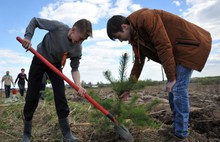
[72, 27, 76, 32]
[121, 24, 129, 31]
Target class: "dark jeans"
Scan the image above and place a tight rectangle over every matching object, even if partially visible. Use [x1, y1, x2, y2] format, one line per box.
[18, 83, 25, 96]
[39, 83, 46, 99]
[24, 56, 69, 121]
[4, 85, 11, 98]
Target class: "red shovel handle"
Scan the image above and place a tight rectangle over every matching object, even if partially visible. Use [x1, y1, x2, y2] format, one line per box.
[16, 36, 117, 123]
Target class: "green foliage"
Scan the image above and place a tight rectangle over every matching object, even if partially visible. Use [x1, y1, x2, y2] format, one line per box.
[103, 53, 163, 97]
[145, 98, 161, 112]
[133, 79, 163, 89]
[101, 53, 161, 132]
[0, 120, 8, 130]
[190, 76, 220, 85]
[44, 88, 54, 102]
[103, 70, 115, 84]
[0, 103, 23, 137]
[125, 106, 149, 126]
[118, 53, 129, 83]
[103, 53, 136, 98]
[88, 91, 161, 132]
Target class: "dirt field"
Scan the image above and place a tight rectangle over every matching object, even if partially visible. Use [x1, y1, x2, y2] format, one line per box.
[0, 83, 220, 142]
[129, 84, 220, 142]
[69, 83, 220, 142]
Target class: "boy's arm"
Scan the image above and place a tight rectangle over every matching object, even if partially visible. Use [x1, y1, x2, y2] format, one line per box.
[71, 70, 81, 87]
[14, 74, 19, 84]
[1, 76, 5, 82]
[71, 70, 86, 97]
[24, 17, 66, 41]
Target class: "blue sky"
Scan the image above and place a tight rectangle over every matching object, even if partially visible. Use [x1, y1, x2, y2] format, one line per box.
[0, 0, 219, 86]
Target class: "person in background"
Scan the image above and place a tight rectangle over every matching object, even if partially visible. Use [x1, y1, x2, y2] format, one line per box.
[106, 8, 212, 142]
[21, 17, 92, 142]
[39, 72, 49, 100]
[1, 71, 15, 98]
[15, 68, 28, 96]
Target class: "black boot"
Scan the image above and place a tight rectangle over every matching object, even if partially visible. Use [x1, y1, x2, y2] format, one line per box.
[59, 118, 78, 142]
[22, 120, 32, 142]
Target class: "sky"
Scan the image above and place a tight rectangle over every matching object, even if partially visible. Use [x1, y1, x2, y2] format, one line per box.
[0, 0, 220, 86]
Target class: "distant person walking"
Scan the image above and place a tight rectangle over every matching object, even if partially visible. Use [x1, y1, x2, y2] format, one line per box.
[1, 71, 15, 98]
[15, 68, 28, 96]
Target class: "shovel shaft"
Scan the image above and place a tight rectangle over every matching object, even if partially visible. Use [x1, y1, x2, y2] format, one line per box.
[16, 36, 117, 123]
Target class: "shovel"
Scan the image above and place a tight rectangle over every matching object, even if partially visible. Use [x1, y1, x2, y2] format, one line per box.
[16, 36, 134, 142]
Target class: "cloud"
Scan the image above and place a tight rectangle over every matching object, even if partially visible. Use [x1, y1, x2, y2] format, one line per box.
[39, 0, 111, 24]
[91, 28, 109, 41]
[182, 0, 220, 40]
[208, 42, 220, 62]
[76, 39, 132, 83]
[39, 0, 141, 25]
[179, 1, 220, 78]
[8, 28, 25, 34]
[107, 0, 141, 16]
[37, 0, 143, 83]
[173, 1, 181, 6]
[8, 0, 217, 84]
[0, 49, 31, 81]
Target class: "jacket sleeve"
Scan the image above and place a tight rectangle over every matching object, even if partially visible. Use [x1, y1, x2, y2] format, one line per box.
[24, 17, 66, 41]
[136, 10, 176, 81]
[25, 74, 28, 82]
[14, 74, 19, 84]
[69, 44, 82, 72]
[130, 55, 145, 81]
[70, 56, 81, 72]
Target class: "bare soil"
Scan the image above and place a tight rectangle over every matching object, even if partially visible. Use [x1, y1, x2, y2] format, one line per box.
[0, 83, 220, 142]
[69, 83, 220, 142]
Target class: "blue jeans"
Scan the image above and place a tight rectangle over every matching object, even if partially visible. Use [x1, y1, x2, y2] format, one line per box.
[168, 65, 193, 138]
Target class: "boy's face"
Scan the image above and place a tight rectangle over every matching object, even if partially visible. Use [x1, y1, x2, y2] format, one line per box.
[68, 27, 87, 44]
[112, 24, 130, 42]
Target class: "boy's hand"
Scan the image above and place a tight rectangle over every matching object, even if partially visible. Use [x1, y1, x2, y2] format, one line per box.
[166, 80, 176, 93]
[119, 91, 130, 101]
[77, 86, 86, 97]
[22, 39, 32, 50]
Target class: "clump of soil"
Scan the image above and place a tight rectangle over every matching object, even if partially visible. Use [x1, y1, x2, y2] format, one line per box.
[0, 83, 219, 142]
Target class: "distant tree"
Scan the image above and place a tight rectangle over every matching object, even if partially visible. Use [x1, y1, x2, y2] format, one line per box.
[97, 82, 105, 87]
[81, 80, 87, 88]
[88, 82, 92, 88]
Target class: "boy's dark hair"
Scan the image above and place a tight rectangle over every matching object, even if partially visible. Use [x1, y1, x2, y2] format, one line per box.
[107, 15, 127, 41]
[73, 19, 93, 38]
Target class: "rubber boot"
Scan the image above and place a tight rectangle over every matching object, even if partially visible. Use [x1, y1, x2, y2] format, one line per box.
[59, 118, 78, 142]
[22, 120, 32, 142]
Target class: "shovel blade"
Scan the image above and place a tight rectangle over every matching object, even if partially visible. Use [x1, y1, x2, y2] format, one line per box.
[114, 124, 134, 142]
